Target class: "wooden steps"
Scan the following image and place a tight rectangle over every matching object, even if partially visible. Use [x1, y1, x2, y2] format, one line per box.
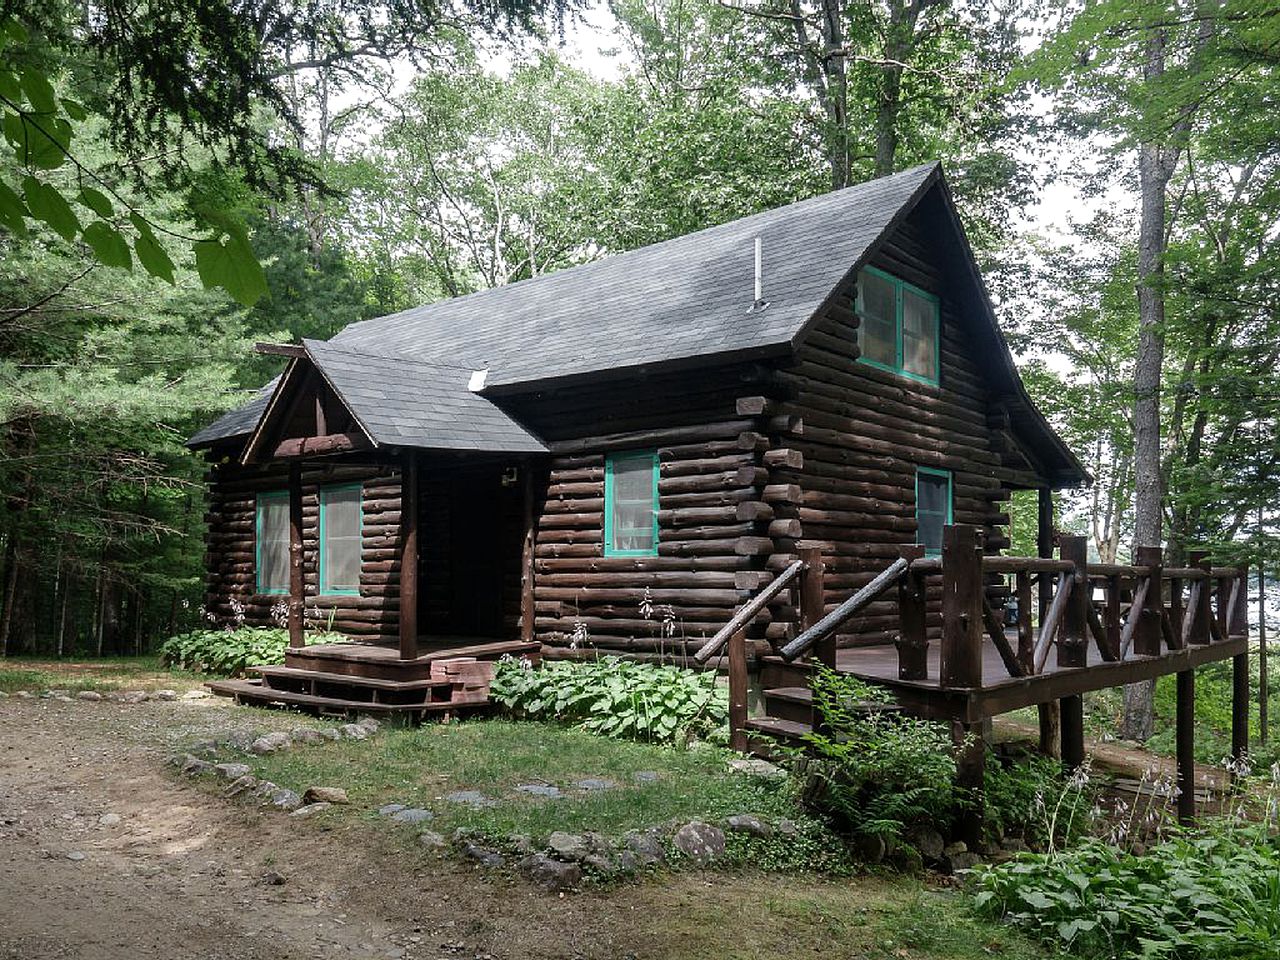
[205, 679, 468, 717]
[743, 715, 812, 741]
[761, 685, 814, 725]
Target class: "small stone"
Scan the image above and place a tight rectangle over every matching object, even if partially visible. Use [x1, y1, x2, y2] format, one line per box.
[616, 849, 642, 874]
[317, 727, 342, 741]
[355, 716, 380, 733]
[633, 771, 661, 783]
[214, 763, 252, 781]
[181, 755, 216, 777]
[776, 819, 799, 837]
[942, 840, 968, 856]
[391, 808, 433, 824]
[340, 723, 370, 741]
[582, 853, 617, 874]
[289, 802, 332, 818]
[418, 830, 447, 850]
[15, 690, 34, 699]
[0, 690, 8, 698]
[75, 690, 103, 702]
[378, 803, 407, 816]
[182, 689, 211, 700]
[442, 790, 495, 809]
[519, 853, 582, 891]
[249, 732, 292, 755]
[153, 689, 179, 701]
[724, 814, 772, 838]
[672, 821, 726, 865]
[267, 788, 303, 811]
[98, 813, 122, 827]
[289, 728, 324, 745]
[547, 832, 590, 861]
[44, 689, 70, 699]
[727, 757, 785, 779]
[458, 843, 504, 867]
[514, 783, 561, 798]
[623, 830, 665, 865]
[851, 833, 886, 864]
[225, 775, 258, 798]
[118, 690, 150, 704]
[302, 786, 349, 805]
[573, 778, 615, 792]
[507, 833, 534, 856]
[251, 780, 279, 798]
[944, 850, 982, 874]
[259, 870, 287, 886]
[65, 851, 86, 862]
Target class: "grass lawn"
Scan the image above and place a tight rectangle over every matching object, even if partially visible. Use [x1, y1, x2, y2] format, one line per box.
[0, 654, 207, 694]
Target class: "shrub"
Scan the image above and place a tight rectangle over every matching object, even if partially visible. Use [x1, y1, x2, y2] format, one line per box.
[971, 821, 1280, 959]
[489, 656, 728, 744]
[159, 627, 345, 676]
[984, 750, 1096, 850]
[798, 668, 956, 845]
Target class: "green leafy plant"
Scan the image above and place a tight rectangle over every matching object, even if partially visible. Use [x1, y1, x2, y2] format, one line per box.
[798, 668, 957, 845]
[984, 750, 1096, 850]
[159, 627, 344, 676]
[489, 656, 728, 744]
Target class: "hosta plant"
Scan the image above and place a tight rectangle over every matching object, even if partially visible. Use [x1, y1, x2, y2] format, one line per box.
[159, 627, 345, 676]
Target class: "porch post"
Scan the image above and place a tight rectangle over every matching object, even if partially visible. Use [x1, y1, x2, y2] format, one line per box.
[399, 451, 419, 660]
[1036, 487, 1060, 757]
[288, 462, 304, 647]
[1231, 564, 1250, 766]
[519, 462, 536, 645]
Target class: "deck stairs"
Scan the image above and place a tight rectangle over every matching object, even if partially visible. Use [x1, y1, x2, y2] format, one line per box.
[744, 656, 817, 747]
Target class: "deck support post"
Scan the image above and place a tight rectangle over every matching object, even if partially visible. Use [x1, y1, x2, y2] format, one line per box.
[1176, 666, 1196, 824]
[896, 544, 928, 680]
[1135, 546, 1164, 656]
[1058, 535, 1088, 668]
[287, 462, 304, 648]
[940, 525, 983, 689]
[1036, 488, 1059, 757]
[1060, 694, 1085, 771]
[1231, 565, 1250, 767]
[398, 451, 419, 661]
[728, 629, 748, 752]
[952, 720, 985, 850]
[519, 462, 537, 646]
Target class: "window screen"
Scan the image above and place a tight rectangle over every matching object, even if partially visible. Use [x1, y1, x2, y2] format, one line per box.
[916, 470, 952, 557]
[320, 484, 362, 595]
[901, 287, 939, 380]
[856, 269, 897, 367]
[605, 452, 658, 556]
[256, 492, 290, 594]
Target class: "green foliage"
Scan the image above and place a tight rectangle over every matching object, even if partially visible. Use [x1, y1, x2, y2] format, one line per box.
[489, 656, 728, 744]
[158, 627, 344, 676]
[799, 668, 957, 844]
[971, 821, 1280, 959]
[983, 751, 1095, 850]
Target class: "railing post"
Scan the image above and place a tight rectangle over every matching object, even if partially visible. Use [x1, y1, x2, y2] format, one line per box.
[896, 545, 928, 680]
[1105, 574, 1122, 659]
[1190, 551, 1212, 646]
[1135, 545, 1164, 656]
[728, 629, 748, 752]
[941, 525, 983, 689]
[799, 546, 830, 668]
[288, 462, 305, 648]
[1232, 564, 1250, 767]
[1058, 535, 1089, 668]
[1169, 573, 1184, 646]
[1016, 569, 1034, 673]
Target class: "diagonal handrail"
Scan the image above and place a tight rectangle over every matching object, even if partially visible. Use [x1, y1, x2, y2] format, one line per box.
[779, 557, 911, 662]
[692, 559, 806, 664]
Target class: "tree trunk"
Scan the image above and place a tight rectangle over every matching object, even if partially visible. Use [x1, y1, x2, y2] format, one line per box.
[0, 533, 19, 657]
[1121, 29, 1175, 743]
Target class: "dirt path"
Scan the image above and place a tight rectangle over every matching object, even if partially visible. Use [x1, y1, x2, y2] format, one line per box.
[0, 696, 994, 960]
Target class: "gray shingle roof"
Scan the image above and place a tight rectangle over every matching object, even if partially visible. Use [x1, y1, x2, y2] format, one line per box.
[330, 163, 939, 391]
[303, 340, 546, 453]
[188, 382, 274, 448]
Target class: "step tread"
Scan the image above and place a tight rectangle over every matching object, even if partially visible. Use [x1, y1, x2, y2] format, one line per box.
[253, 665, 455, 691]
[205, 679, 482, 714]
[762, 686, 812, 704]
[743, 716, 812, 738]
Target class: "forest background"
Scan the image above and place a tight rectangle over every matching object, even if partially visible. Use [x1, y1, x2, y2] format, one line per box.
[1, 0, 1277, 740]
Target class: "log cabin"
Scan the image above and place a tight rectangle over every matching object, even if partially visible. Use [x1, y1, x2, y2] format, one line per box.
[192, 162, 1249, 819]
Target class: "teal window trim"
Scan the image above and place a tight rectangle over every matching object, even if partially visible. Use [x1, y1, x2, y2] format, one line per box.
[856, 265, 941, 385]
[255, 490, 290, 596]
[915, 466, 953, 558]
[603, 450, 660, 558]
[318, 482, 363, 597]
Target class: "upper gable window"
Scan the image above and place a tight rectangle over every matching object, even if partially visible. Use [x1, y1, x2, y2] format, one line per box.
[855, 267, 940, 385]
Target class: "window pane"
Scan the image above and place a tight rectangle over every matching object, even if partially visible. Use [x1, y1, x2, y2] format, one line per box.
[258, 495, 290, 593]
[322, 486, 362, 593]
[916, 472, 950, 555]
[902, 288, 938, 380]
[857, 271, 897, 367]
[608, 454, 656, 555]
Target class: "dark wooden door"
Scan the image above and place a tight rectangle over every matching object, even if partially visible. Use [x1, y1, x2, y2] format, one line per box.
[447, 465, 505, 637]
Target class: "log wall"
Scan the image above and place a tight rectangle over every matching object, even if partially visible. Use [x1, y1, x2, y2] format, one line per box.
[203, 459, 404, 642]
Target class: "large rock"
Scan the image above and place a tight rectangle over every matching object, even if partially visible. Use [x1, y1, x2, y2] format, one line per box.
[458, 842, 505, 867]
[180, 755, 216, 777]
[289, 728, 325, 746]
[75, 690, 103, 701]
[520, 853, 582, 891]
[266, 787, 303, 811]
[726, 757, 785, 780]
[390, 808, 433, 824]
[355, 716, 380, 734]
[724, 814, 773, 838]
[339, 723, 370, 741]
[289, 802, 331, 818]
[906, 825, 946, 863]
[302, 786, 349, 805]
[118, 690, 150, 703]
[623, 830, 666, 866]
[153, 689, 179, 701]
[249, 732, 292, 755]
[672, 822, 725, 865]
[224, 775, 258, 798]
[214, 762, 252, 781]
[547, 832, 590, 861]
